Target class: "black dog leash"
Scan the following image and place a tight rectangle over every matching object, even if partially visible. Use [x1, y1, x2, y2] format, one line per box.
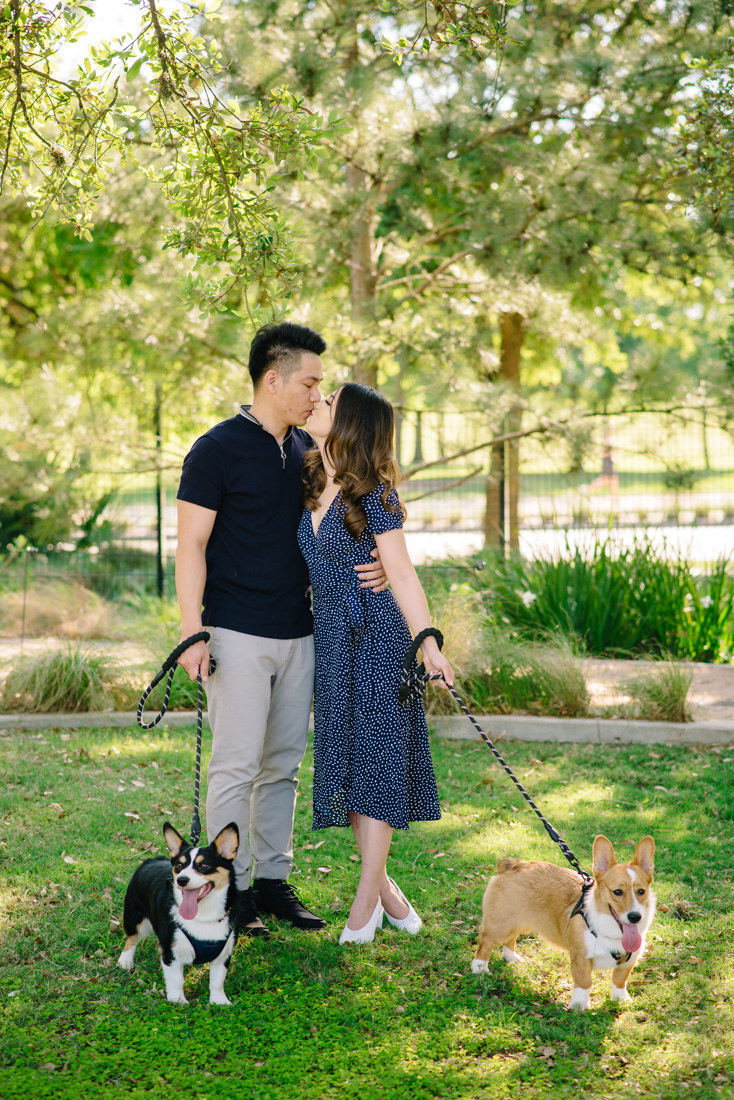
[399, 627, 593, 885]
[137, 631, 216, 845]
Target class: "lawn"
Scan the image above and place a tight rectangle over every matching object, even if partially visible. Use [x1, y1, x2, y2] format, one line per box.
[0, 726, 732, 1100]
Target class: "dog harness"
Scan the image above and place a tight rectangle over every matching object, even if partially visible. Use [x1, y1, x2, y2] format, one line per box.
[179, 928, 230, 965]
[569, 884, 631, 964]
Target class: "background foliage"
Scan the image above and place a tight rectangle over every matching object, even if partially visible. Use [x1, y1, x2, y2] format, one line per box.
[1, 0, 734, 552]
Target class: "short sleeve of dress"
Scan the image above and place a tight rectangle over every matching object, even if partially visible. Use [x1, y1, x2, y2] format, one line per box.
[362, 484, 404, 535]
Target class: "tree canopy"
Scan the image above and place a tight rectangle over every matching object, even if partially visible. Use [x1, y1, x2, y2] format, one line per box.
[1, 0, 732, 551]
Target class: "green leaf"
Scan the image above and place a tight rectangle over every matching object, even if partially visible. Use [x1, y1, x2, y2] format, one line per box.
[126, 55, 146, 83]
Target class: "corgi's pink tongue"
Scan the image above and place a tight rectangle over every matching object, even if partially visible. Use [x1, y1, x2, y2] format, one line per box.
[179, 889, 200, 920]
[621, 923, 642, 953]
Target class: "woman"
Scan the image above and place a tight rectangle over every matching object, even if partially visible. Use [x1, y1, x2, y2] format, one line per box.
[298, 382, 454, 944]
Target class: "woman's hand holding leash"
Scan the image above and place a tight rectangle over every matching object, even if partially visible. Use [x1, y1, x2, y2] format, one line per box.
[420, 637, 454, 690]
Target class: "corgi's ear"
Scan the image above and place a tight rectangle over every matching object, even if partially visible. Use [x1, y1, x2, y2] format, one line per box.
[592, 834, 617, 875]
[163, 822, 185, 858]
[213, 823, 239, 862]
[633, 836, 655, 878]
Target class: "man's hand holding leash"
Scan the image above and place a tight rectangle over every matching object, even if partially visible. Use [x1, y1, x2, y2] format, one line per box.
[178, 637, 211, 682]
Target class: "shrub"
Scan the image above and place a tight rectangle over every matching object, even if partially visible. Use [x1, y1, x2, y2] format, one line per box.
[477, 633, 589, 718]
[425, 540, 734, 663]
[623, 663, 693, 724]
[679, 561, 734, 663]
[421, 581, 588, 719]
[422, 584, 492, 716]
[481, 538, 691, 657]
[0, 645, 123, 712]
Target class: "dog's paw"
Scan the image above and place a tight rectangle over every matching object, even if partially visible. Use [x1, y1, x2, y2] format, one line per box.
[118, 951, 135, 971]
[166, 993, 189, 1005]
[501, 947, 524, 965]
[568, 987, 591, 1011]
[471, 958, 489, 974]
[209, 992, 233, 1006]
[610, 984, 631, 1003]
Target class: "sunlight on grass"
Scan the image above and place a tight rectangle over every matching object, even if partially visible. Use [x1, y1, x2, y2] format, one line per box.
[0, 728, 732, 1099]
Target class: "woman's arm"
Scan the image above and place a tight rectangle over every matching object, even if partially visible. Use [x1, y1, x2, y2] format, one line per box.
[374, 527, 454, 687]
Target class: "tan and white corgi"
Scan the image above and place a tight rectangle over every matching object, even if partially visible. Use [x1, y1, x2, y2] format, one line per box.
[471, 835, 656, 1010]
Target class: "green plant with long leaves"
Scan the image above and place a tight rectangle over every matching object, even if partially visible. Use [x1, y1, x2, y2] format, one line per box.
[680, 560, 734, 664]
[424, 540, 734, 663]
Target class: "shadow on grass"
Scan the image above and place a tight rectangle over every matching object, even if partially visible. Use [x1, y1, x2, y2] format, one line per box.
[0, 727, 732, 1099]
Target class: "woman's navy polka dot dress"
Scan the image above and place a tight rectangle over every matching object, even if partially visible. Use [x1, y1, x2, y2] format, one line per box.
[297, 484, 441, 832]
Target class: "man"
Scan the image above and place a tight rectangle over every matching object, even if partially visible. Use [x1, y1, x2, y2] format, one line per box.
[175, 322, 385, 937]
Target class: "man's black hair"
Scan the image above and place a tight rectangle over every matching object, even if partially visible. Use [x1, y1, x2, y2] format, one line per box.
[248, 322, 327, 388]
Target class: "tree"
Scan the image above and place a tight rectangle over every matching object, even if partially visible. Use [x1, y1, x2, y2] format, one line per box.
[0, 178, 245, 552]
[0, 0, 503, 316]
[3, 0, 731, 559]
[208, 0, 730, 546]
[0, 0, 350, 316]
[676, 39, 734, 233]
[386, 0, 731, 545]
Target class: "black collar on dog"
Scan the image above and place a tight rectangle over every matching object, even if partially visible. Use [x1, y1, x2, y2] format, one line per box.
[569, 883, 631, 965]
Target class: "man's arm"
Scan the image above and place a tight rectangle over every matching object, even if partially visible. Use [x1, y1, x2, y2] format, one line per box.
[176, 499, 217, 681]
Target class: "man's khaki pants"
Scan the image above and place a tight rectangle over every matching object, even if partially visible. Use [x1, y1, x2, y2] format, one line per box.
[204, 627, 315, 889]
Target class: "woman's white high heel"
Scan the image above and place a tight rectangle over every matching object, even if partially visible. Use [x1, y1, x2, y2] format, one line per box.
[339, 899, 384, 945]
[382, 878, 422, 934]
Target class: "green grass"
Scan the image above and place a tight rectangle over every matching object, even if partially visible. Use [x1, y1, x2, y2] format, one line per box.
[1, 727, 733, 1099]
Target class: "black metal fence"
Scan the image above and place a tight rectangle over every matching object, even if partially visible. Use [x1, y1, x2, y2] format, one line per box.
[5, 408, 734, 630]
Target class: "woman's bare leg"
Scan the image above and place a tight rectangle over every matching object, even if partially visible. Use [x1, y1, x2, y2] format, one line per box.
[348, 812, 409, 926]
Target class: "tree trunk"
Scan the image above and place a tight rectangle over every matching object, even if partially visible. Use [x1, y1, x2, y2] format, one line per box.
[412, 409, 425, 464]
[484, 310, 525, 550]
[484, 440, 505, 548]
[346, 160, 379, 387]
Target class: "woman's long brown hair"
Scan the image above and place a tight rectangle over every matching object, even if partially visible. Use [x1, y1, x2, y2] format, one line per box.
[303, 382, 406, 539]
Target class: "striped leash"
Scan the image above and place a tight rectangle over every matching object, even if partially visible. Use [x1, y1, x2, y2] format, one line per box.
[137, 631, 215, 845]
[398, 627, 592, 883]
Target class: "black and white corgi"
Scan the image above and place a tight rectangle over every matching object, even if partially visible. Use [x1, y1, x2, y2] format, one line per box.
[118, 822, 239, 1005]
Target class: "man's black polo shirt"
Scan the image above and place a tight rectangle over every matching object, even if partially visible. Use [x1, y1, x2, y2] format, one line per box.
[177, 409, 313, 639]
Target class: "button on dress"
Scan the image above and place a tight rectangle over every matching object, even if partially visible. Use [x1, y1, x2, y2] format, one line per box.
[297, 483, 441, 831]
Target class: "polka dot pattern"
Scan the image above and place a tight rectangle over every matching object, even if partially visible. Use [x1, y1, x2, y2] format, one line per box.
[297, 483, 441, 831]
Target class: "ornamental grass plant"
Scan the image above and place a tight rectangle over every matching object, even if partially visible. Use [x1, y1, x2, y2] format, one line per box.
[420, 589, 588, 718]
[622, 663, 694, 724]
[0, 646, 122, 713]
[0, 640, 203, 716]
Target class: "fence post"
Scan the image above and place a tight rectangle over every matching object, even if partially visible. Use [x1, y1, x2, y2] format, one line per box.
[20, 544, 37, 652]
[154, 382, 165, 599]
